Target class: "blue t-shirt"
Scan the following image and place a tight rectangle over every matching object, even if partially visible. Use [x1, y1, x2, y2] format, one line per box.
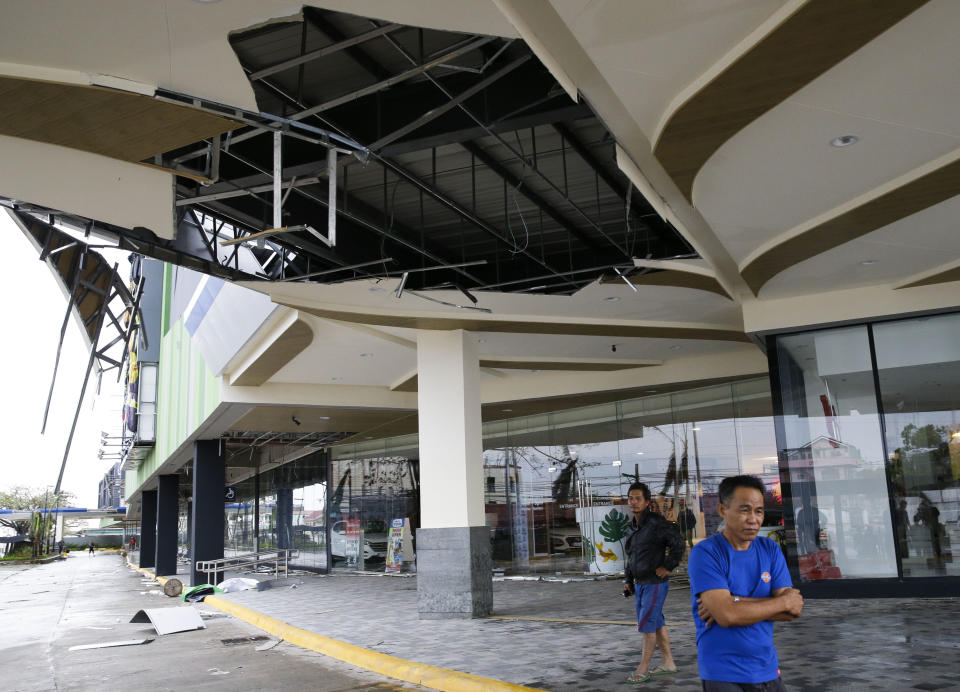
[688, 534, 792, 683]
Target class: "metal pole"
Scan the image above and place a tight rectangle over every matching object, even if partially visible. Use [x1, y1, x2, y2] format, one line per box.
[327, 147, 337, 247]
[271, 130, 282, 246]
[42, 488, 50, 556]
[41, 248, 86, 433]
[54, 264, 116, 496]
[254, 450, 260, 555]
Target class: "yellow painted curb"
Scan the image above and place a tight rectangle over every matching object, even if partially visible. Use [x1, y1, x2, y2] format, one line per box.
[124, 558, 543, 692]
[203, 595, 545, 692]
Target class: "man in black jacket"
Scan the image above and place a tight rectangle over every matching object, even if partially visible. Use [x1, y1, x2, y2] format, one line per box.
[624, 482, 685, 683]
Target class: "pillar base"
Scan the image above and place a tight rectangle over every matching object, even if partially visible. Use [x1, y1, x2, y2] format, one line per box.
[416, 526, 492, 619]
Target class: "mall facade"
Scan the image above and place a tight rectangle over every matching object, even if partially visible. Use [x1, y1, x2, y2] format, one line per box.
[3, 2, 960, 616]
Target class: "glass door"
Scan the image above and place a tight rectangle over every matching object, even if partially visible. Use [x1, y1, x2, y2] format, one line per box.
[773, 326, 898, 581]
[873, 313, 960, 577]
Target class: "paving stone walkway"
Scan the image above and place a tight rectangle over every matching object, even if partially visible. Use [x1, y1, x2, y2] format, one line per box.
[205, 566, 960, 691]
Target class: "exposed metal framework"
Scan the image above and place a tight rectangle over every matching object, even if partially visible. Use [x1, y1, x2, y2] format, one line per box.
[7, 9, 695, 307]
[149, 8, 692, 297]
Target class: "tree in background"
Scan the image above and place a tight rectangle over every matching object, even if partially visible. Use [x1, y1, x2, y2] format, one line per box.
[0, 485, 76, 558]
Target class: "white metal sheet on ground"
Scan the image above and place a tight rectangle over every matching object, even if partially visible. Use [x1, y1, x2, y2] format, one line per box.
[130, 607, 206, 635]
[68, 638, 153, 651]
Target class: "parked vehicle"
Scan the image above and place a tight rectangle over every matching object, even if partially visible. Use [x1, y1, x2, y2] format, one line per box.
[330, 521, 386, 561]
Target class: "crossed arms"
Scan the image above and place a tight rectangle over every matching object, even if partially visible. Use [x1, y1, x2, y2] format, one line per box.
[697, 586, 804, 628]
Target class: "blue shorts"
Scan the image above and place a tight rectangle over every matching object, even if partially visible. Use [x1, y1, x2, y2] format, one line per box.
[634, 582, 668, 633]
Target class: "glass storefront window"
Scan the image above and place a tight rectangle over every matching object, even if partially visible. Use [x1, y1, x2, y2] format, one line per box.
[874, 313, 960, 577]
[774, 327, 898, 580]
[478, 379, 780, 575]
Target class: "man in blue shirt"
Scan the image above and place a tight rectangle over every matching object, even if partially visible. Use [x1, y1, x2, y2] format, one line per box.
[688, 475, 804, 691]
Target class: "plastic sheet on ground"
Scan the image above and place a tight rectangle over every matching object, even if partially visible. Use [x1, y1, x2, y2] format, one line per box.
[181, 584, 223, 602]
[217, 577, 260, 593]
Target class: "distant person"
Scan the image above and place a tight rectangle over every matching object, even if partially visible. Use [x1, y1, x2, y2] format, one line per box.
[914, 495, 943, 562]
[795, 502, 828, 554]
[623, 482, 685, 684]
[894, 500, 910, 559]
[689, 475, 803, 691]
[129, 536, 136, 552]
[88, 542, 95, 556]
[677, 499, 698, 548]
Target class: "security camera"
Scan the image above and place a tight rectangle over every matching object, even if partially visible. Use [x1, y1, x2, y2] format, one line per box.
[292, 415, 301, 426]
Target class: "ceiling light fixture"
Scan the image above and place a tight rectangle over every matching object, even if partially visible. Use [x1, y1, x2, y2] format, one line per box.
[502, 408, 513, 412]
[612, 460, 622, 467]
[830, 134, 859, 148]
[635, 452, 645, 455]
[859, 259, 879, 266]
[360, 353, 373, 358]
[331, 376, 342, 381]
[691, 427, 701, 431]
[548, 466, 557, 473]
[669, 345, 681, 351]
[603, 296, 621, 302]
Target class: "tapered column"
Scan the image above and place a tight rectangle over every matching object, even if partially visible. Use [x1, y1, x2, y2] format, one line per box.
[415, 329, 491, 619]
[191, 439, 224, 586]
[138, 489, 157, 569]
[155, 474, 179, 576]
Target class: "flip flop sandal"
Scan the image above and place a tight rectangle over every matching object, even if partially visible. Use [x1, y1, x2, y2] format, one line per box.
[650, 665, 678, 676]
[627, 672, 653, 684]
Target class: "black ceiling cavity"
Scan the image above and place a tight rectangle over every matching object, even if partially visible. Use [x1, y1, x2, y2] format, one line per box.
[161, 7, 694, 296]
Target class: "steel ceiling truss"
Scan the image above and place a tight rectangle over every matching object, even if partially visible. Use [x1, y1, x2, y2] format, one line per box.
[149, 9, 692, 298]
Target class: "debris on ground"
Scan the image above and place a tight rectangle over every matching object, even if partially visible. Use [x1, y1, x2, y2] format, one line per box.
[131, 607, 206, 635]
[216, 577, 259, 593]
[68, 638, 153, 651]
[181, 584, 223, 602]
[163, 578, 183, 597]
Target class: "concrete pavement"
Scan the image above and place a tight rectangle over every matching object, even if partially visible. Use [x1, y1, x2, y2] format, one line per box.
[6, 552, 960, 691]
[0, 552, 412, 691]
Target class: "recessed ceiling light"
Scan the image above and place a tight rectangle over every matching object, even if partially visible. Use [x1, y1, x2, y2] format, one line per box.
[502, 408, 513, 412]
[635, 451, 645, 455]
[478, 338, 487, 344]
[603, 296, 621, 302]
[317, 416, 331, 421]
[369, 286, 385, 292]
[830, 134, 859, 148]
[612, 460, 622, 467]
[331, 376, 343, 381]
[669, 345, 682, 351]
[859, 259, 879, 266]
[360, 352, 373, 358]
[692, 427, 701, 431]
[646, 390, 657, 393]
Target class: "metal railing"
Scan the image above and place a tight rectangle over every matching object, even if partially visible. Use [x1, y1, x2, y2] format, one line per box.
[195, 548, 298, 585]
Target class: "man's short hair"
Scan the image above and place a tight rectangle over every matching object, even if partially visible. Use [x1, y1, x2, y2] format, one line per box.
[718, 475, 765, 506]
[627, 482, 650, 501]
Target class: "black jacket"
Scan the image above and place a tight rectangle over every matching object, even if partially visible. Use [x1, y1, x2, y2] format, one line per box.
[624, 510, 685, 585]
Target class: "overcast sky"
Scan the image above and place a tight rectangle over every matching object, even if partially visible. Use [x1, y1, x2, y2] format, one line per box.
[1, 211, 128, 508]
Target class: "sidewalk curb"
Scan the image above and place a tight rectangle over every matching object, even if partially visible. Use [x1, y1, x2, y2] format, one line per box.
[126, 559, 545, 692]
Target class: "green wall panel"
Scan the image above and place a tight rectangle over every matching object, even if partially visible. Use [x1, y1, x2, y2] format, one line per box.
[130, 315, 221, 492]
